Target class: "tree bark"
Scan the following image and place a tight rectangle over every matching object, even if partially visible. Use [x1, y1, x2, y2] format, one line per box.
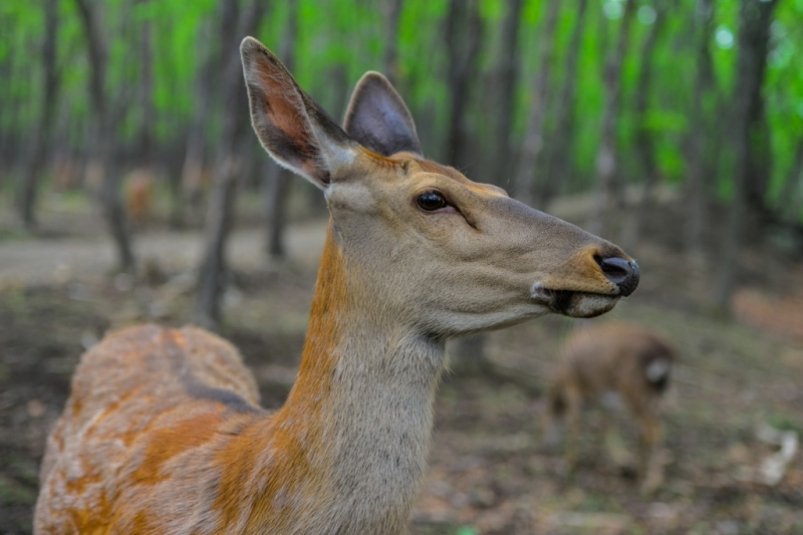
[779, 140, 803, 222]
[137, 0, 155, 166]
[263, 0, 299, 260]
[383, 0, 404, 86]
[195, 0, 270, 327]
[16, 0, 60, 229]
[684, 0, 717, 258]
[443, 0, 483, 169]
[621, 0, 674, 251]
[634, 0, 672, 209]
[75, 0, 136, 272]
[544, 0, 589, 207]
[179, 6, 230, 228]
[714, 0, 778, 311]
[490, 0, 523, 190]
[590, 0, 637, 236]
[513, 0, 560, 203]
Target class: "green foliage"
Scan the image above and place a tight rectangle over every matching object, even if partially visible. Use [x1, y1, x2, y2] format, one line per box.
[0, 0, 800, 221]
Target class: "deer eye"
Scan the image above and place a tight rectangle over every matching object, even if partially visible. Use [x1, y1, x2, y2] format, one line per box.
[416, 191, 448, 212]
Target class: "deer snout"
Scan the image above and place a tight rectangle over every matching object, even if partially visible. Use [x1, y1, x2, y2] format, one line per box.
[595, 254, 640, 296]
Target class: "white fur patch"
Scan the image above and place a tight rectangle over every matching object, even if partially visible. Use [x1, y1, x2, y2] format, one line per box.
[645, 359, 671, 382]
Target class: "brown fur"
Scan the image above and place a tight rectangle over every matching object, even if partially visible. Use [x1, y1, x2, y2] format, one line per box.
[545, 322, 676, 492]
[35, 37, 639, 533]
[124, 170, 154, 227]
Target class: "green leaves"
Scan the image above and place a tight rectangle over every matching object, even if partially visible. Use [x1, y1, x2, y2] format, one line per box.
[1, 0, 800, 222]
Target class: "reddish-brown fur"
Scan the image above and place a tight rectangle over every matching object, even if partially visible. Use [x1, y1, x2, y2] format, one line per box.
[124, 170, 154, 227]
[35, 232, 355, 533]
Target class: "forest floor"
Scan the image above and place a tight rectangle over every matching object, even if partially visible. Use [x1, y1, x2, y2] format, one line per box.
[0, 194, 802, 534]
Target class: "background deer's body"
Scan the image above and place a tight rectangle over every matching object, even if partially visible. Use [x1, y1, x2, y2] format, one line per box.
[124, 169, 154, 227]
[545, 322, 675, 492]
[35, 37, 638, 533]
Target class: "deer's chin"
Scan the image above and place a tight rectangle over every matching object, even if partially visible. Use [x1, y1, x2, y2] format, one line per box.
[553, 292, 620, 318]
[530, 284, 620, 318]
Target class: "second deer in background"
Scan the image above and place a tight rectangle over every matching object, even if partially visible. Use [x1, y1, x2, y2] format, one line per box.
[544, 322, 677, 493]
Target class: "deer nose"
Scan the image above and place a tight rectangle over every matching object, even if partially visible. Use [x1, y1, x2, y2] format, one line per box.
[596, 255, 640, 296]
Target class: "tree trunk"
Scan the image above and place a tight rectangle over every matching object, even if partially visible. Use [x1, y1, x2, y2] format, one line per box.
[263, 0, 299, 260]
[513, 0, 560, 203]
[16, 0, 60, 229]
[634, 0, 672, 209]
[544, 0, 589, 206]
[714, 0, 778, 311]
[684, 0, 717, 258]
[195, 0, 270, 327]
[264, 165, 292, 258]
[590, 0, 637, 236]
[490, 0, 523, 190]
[75, 0, 136, 272]
[779, 140, 803, 222]
[443, 0, 483, 169]
[179, 8, 229, 228]
[137, 0, 155, 166]
[623, 0, 673, 251]
[383, 0, 404, 85]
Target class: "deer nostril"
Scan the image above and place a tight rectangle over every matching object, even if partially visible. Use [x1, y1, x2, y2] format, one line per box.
[595, 255, 640, 296]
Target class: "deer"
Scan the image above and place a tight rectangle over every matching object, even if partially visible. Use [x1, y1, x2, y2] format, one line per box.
[543, 322, 676, 493]
[34, 36, 639, 534]
[124, 169, 154, 228]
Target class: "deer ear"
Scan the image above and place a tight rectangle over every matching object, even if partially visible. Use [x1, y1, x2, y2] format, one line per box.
[344, 72, 422, 156]
[240, 36, 356, 189]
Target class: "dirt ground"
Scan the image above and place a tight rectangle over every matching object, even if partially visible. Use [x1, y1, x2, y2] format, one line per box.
[1, 198, 802, 534]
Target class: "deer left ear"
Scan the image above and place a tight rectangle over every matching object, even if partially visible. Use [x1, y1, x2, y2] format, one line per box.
[240, 36, 356, 190]
[344, 72, 422, 156]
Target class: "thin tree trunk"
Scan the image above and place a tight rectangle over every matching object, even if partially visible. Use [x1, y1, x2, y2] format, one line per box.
[544, 0, 589, 206]
[75, 0, 136, 272]
[623, 0, 673, 251]
[195, 0, 270, 327]
[264, 165, 292, 258]
[590, 0, 637, 236]
[779, 140, 803, 222]
[714, 0, 778, 311]
[0, 11, 9, 170]
[383, 0, 404, 86]
[443, 0, 483, 169]
[491, 0, 523, 190]
[513, 0, 560, 203]
[180, 12, 226, 228]
[16, 0, 60, 229]
[684, 0, 717, 258]
[137, 0, 155, 166]
[263, 0, 299, 260]
[634, 0, 672, 209]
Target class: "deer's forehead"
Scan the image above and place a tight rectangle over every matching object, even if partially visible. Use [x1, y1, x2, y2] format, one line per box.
[350, 149, 507, 199]
[399, 156, 508, 198]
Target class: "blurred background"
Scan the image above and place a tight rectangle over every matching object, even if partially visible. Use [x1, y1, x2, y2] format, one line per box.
[1, 0, 802, 533]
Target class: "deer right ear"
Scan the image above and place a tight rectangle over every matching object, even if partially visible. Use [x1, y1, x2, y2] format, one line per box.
[240, 37, 356, 189]
[344, 72, 422, 156]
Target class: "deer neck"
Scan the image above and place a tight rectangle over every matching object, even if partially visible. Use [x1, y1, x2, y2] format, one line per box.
[260, 225, 446, 531]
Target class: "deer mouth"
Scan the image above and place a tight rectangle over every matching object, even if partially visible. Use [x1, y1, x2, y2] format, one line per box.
[530, 283, 620, 318]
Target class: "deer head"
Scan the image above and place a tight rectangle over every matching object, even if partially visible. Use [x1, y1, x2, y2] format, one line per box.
[241, 37, 638, 338]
